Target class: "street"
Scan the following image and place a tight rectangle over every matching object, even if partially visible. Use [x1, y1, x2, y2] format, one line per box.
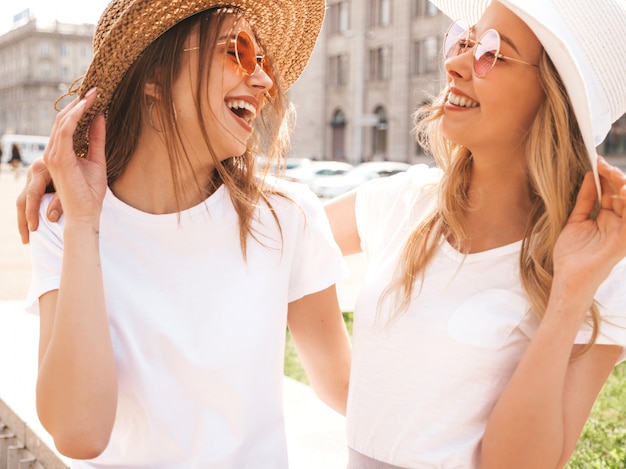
[0, 165, 31, 301]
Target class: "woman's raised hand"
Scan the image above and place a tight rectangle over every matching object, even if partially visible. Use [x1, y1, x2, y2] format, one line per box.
[552, 158, 626, 307]
[41, 88, 106, 228]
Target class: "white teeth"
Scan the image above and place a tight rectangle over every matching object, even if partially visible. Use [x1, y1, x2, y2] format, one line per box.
[447, 92, 479, 108]
[227, 99, 257, 123]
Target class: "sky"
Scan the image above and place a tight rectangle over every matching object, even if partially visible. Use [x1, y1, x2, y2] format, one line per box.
[0, 1, 110, 35]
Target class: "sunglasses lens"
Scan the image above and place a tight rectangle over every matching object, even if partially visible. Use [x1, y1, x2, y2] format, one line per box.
[444, 21, 469, 59]
[473, 29, 499, 77]
[235, 31, 257, 74]
[236, 31, 276, 97]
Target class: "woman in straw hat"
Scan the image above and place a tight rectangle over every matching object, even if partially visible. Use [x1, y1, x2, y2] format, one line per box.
[325, 0, 626, 467]
[20, 0, 351, 466]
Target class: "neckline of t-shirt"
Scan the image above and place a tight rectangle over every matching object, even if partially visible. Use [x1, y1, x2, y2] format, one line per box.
[440, 236, 522, 263]
[104, 185, 227, 223]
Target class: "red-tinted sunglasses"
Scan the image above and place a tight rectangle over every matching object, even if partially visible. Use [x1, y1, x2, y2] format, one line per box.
[185, 30, 276, 97]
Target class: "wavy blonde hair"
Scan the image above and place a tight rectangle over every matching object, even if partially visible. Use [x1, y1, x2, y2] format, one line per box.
[380, 50, 600, 353]
[106, 8, 292, 257]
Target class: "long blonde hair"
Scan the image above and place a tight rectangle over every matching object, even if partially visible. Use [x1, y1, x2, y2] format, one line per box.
[380, 50, 600, 351]
[106, 8, 292, 256]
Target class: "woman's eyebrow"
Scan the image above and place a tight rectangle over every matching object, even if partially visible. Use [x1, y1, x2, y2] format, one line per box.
[499, 33, 521, 55]
[472, 24, 523, 56]
[217, 33, 233, 42]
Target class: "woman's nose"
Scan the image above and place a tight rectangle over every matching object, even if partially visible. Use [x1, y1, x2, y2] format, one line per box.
[248, 63, 274, 95]
[444, 48, 474, 80]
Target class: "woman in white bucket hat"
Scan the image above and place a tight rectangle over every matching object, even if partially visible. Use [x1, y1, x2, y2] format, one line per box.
[326, 0, 626, 467]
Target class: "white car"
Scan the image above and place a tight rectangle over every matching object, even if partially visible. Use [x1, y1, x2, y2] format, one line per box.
[311, 161, 411, 199]
[283, 160, 355, 188]
[255, 156, 311, 175]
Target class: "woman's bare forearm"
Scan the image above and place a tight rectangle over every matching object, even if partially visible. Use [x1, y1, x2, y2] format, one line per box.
[37, 220, 117, 458]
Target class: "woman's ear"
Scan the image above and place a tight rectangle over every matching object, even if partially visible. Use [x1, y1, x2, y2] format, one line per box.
[144, 67, 164, 101]
[144, 81, 160, 101]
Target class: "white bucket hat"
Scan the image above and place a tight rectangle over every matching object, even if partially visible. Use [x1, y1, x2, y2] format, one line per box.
[430, 0, 626, 192]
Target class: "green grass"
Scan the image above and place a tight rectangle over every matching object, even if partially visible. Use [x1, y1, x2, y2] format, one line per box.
[284, 313, 626, 466]
[284, 312, 353, 386]
[567, 361, 626, 468]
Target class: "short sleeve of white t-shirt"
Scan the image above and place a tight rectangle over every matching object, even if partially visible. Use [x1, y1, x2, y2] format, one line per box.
[575, 258, 626, 360]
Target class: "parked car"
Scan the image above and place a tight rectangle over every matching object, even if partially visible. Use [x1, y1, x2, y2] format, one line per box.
[311, 161, 411, 199]
[284, 157, 312, 171]
[255, 156, 311, 175]
[283, 160, 355, 188]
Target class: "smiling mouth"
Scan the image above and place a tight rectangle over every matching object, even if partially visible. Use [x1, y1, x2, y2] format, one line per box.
[226, 99, 257, 125]
[447, 91, 479, 108]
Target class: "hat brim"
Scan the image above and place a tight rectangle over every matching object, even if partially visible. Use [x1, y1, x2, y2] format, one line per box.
[72, 0, 325, 157]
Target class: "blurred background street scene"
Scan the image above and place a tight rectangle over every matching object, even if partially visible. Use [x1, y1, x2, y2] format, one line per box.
[1, 0, 624, 196]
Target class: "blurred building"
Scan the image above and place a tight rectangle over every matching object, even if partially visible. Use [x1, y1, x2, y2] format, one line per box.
[0, 3, 623, 163]
[0, 10, 94, 137]
[288, 0, 626, 164]
[289, 0, 449, 165]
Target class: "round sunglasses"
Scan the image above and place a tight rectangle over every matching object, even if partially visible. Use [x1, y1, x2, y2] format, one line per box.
[444, 20, 538, 78]
[185, 30, 276, 97]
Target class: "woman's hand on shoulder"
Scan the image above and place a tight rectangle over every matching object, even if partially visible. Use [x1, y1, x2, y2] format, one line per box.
[553, 158, 626, 301]
[43, 88, 106, 228]
[16, 158, 63, 244]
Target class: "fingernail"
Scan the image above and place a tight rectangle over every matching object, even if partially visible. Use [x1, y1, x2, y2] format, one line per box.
[85, 87, 97, 98]
[49, 210, 59, 222]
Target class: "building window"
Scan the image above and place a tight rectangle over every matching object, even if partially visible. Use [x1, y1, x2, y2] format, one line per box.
[328, 1, 350, 35]
[368, 46, 391, 81]
[40, 42, 50, 56]
[331, 109, 347, 160]
[426, 1, 439, 16]
[368, 0, 392, 28]
[327, 54, 349, 86]
[60, 44, 68, 57]
[372, 106, 388, 157]
[413, 0, 439, 17]
[412, 36, 440, 75]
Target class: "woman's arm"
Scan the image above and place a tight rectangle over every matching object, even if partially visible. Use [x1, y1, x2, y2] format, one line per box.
[481, 306, 620, 468]
[287, 285, 351, 414]
[37, 226, 117, 459]
[35, 90, 117, 459]
[481, 162, 626, 469]
[324, 190, 362, 256]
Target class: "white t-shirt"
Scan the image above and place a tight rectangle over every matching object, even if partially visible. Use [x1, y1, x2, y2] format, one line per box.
[347, 164, 626, 468]
[27, 178, 345, 469]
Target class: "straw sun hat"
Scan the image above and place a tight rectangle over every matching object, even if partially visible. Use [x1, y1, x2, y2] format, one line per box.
[62, 0, 326, 158]
[430, 0, 626, 190]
